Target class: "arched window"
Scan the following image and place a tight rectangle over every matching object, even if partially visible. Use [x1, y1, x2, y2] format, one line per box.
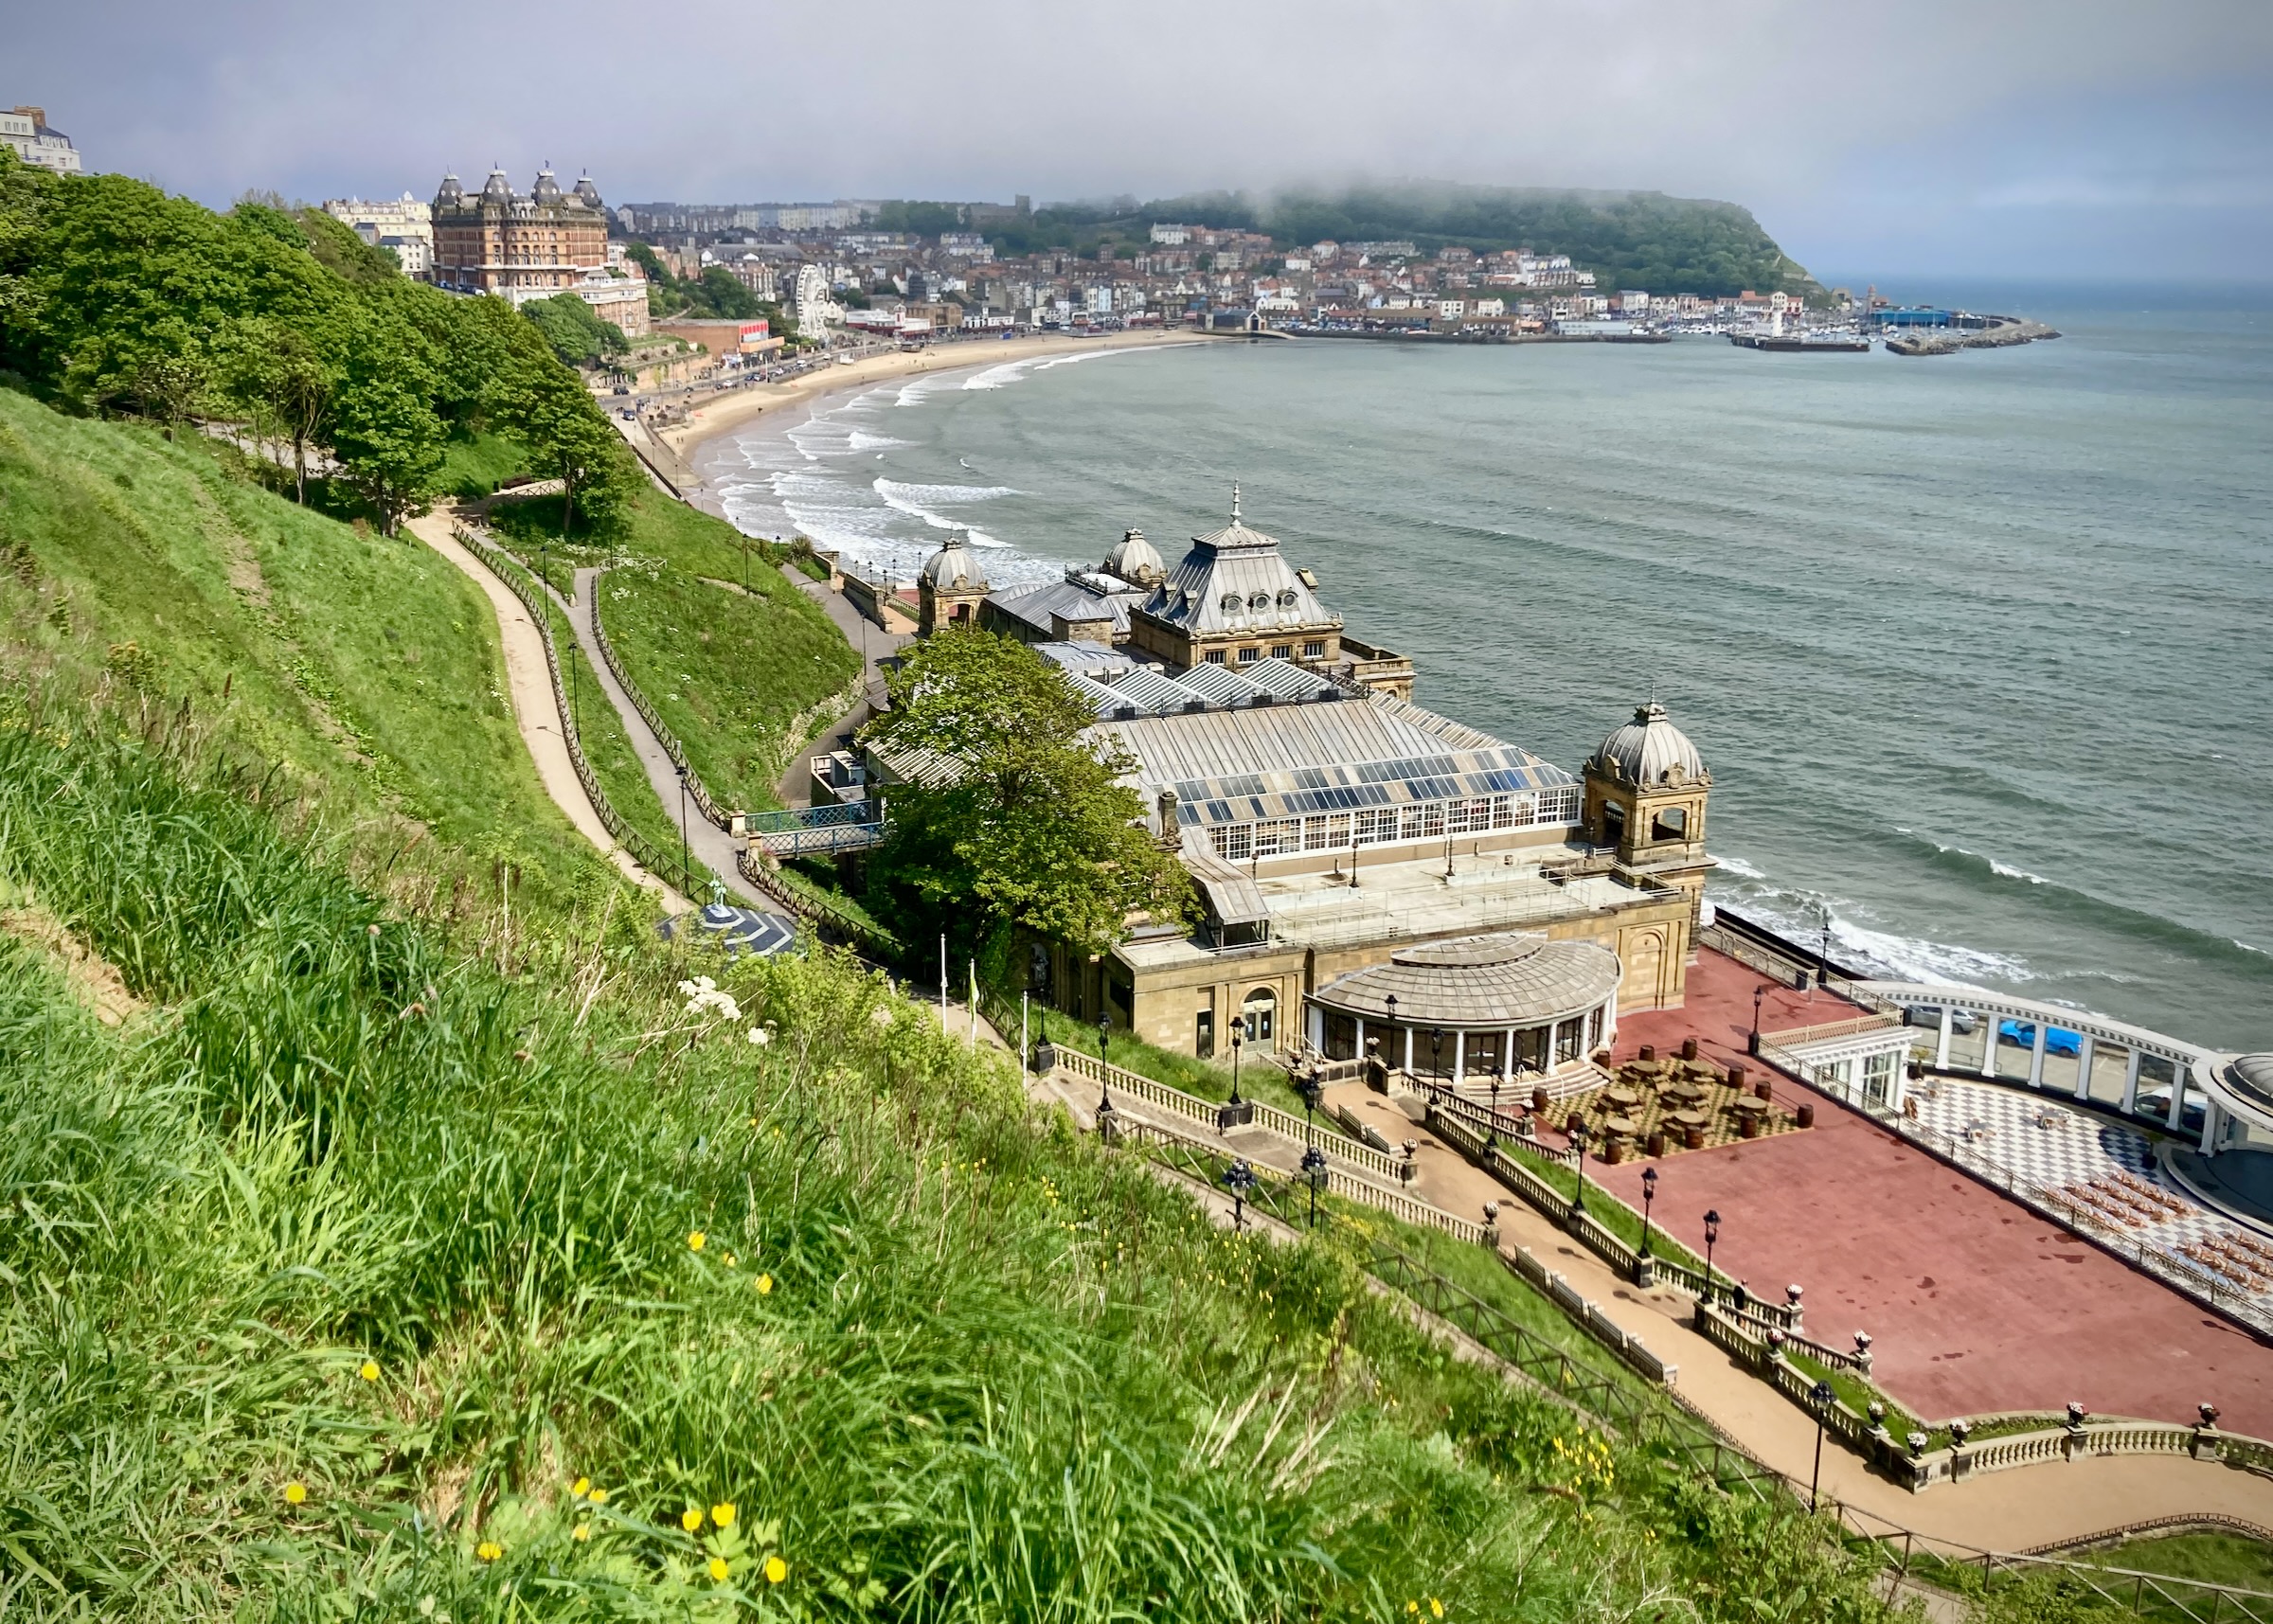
[1650, 805, 1688, 843]
[1242, 987, 1277, 1044]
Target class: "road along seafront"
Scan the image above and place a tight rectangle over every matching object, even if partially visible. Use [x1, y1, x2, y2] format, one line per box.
[659, 328, 1223, 517]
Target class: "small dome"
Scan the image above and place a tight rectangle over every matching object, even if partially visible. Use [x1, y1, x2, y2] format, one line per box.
[436, 171, 464, 204]
[532, 167, 563, 203]
[1592, 700, 1707, 787]
[480, 167, 511, 201]
[920, 539, 986, 592]
[571, 172, 602, 207]
[1103, 527, 1163, 582]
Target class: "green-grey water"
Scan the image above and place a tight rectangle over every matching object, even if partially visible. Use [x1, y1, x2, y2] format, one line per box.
[699, 288, 2273, 1051]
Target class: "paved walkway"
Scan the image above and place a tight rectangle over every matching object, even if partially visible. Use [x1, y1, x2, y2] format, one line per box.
[404, 514, 681, 908]
[564, 565, 772, 910]
[1051, 1059, 2273, 1548]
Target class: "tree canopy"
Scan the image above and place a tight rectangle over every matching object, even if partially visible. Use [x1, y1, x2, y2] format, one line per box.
[521, 292, 629, 366]
[958, 181, 1816, 297]
[0, 148, 640, 534]
[860, 629, 1192, 964]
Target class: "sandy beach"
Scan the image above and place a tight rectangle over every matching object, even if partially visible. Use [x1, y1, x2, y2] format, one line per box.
[661, 327, 1221, 473]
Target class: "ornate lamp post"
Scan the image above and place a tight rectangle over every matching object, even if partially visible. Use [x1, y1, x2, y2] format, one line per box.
[1297, 1065, 1323, 1151]
[1222, 1157, 1257, 1231]
[1568, 1117, 1591, 1215]
[1300, 1145, 1327, 1228]
[1638, 1165, 1658, 1258]
[1808, 1378, 1837, 1510]
[1703, 1208, 1722, 1299]
[1384, 994, 1400, 1077]
[1098, 1008, 1111, 1069]
[1229, 1022, 1244, 1106]
[675, 762, 691, 894]
[1487, 1065, 1502, 1146]
[1750, 984, 1766, 1056]
[1428, 1026, 1444, 1096]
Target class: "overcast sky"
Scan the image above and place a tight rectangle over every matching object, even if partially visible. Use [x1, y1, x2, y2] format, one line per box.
[15, 0, 2273, 284]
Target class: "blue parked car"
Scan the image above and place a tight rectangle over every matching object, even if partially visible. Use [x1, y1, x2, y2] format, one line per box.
[1998, 1019, 2082, 1058]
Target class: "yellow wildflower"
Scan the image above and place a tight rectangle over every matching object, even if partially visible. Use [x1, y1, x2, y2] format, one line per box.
[571, 1476, 591, 1499]
[358, 1360, 380, 1383]
[283, 1481, 309, 1506]
[725, 1253, 738, 1267]
[756, 1273, 774, 1294]
[476, 1540, 502, 1562]
[573, 1523, 592, 1543]
[764, 1555, 787, 1584]
[1431, 1602, 1445, 1619]
[587, 1487, 608, 1506]
[1406, 1605, 1420, 1616]
[681, 1507, 704, 1532]
[710, 1502, 737, 1528]
[708, 1557, 731, 1582]
[689, 1231, 707, 1252]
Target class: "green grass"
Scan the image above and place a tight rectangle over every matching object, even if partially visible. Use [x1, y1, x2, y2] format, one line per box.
[595, 563, 858, 815]
[487, 489, 860, 816]
[2080, 1531, 2273, 1594]
[540, 592, 689, 883]
[0, 712, 1910, 1622]
[0, 386, 609, 922]
[1042, 1020, 1335, 1126]
[439, 429, 533, 499]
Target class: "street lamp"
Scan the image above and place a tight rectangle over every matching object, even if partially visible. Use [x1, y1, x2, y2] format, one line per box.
[1488, 1065, 1502, 1146]
[1808, 1378, 1837, 1511]
[675, 762, 691, 893]
[1568, 1118, 1591, 1215]
[1703, 1208, 1723, 1299]
[1229, 1022, 1244, 1106]
[1750, 984, 1766, 1056]
[1428, 1026, 1444, 1094]
[1300, 1145, 1327, 1228]
[1297, 1065, 1323, 1151]
[1222, 1157, 1257, 1231]
[1384, 994, 1400, 1076]
[1098, 1008, 1111, 1069]
[1639, 1165, 1658, 1258]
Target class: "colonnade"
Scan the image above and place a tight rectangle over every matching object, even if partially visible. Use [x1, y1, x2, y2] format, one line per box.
[1306, 995, 1618, 1082]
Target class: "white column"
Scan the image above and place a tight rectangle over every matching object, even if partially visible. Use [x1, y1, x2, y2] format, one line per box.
[2072, 1035, 2095, 1102]
[1978, 1008, 1997, 1080]
[1453, 1029, 1467, 1086]
[2028, 1021, 2048, 1089]
[2121, 1049, 2141, 1115]
[1307, 1001, 1324, 1054]
[2167, 1060, 2187, 1130]
[1402, 1026, 1413, 1075]
[1602, 997, 1618, 1052]
[1353, 1016, 1367, 1059]
[2201, 1098, 2222, 1156]
[1936, 1006, 1953, 1069]
[1502, 1027, 1516, 1084]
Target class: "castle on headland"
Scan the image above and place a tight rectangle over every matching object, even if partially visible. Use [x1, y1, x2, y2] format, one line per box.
[428, 167, 651, 338]
[868, 498, 1718, 1089]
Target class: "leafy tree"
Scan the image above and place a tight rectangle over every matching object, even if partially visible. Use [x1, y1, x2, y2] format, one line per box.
[328, 321, 442, 534]
[861, 629, 1192, 963]
[521, 292, 628, 367]
[502, 365, 636, 538]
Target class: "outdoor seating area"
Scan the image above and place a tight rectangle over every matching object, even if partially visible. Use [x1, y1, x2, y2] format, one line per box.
[1541, 1037, 1808, 1161]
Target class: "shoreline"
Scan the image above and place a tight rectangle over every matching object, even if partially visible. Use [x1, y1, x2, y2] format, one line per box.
[663, 329, 1222, 508]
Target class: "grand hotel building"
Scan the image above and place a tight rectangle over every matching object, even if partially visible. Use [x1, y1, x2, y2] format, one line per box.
[428, 167, 651, 338]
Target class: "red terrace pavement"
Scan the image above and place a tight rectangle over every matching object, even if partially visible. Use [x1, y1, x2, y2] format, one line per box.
[1584, 950, 2273, 1436]
[1612, 941, 1870, 1073]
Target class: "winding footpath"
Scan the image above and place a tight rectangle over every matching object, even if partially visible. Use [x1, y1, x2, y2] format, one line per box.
[404, 512, 684, 909]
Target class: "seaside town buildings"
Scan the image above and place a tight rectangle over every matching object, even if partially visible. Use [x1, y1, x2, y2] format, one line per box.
[865, 504, 1710, 1080]
[1, 106, 81, 174]
[323, 192, 435, 277]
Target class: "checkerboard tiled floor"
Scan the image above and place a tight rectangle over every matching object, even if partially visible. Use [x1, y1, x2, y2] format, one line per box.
[1906, 1077, 2273, 1298]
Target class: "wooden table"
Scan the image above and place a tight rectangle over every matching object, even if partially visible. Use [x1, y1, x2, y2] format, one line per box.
[1668, 1109, 1709, 1131]
[1602, 1086, 1641, 1112]
[1602, 1114, 1638, 1137]
[1661, 1082, 1706, 1108]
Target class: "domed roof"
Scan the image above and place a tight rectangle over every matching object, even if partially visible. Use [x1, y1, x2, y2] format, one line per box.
[1591, 700, 1707, 788]
[2222, 1055, 2273, 1113]
[531, 166, 563, 203]
[480, 166, 511, 201]
[1311, 932, 1621, 1029]
[436, 171, 464, 204]
[1103, 527, 1163, 581]
[920, 538, 987, 592]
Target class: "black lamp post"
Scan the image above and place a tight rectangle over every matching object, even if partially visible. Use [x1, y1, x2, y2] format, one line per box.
[1428, 1026, 1444, 1094]
[1488, 1066, 1502, 1146]
[540, 538, 549, 598]
[1808, 1378, 1837, 1511]
[1703, 1207, 1722, 1299]
[1098, 1008, 1111, 1068]
[1297, 1066, 1322, 1150]
[1300, 1145, 1327, 1229]
[1222, 1157, 1257, 1231]
[1639, 1165, 1658, 1258]
[1568, 1118, 1591, 1215]
[1750, 985, 1766, 1056]
[1229, 1023, 1244, 1105]
[675, 762, 691, 893]
[1384, 994, 1400, 1076]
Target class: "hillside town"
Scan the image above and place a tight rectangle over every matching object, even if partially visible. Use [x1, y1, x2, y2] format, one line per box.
[320, 175, 1848, 362]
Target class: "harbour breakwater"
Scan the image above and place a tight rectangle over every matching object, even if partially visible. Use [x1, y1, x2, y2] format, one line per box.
[1886, 314, 2062, 356]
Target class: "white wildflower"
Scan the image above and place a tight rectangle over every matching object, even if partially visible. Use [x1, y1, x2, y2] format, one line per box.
[677, 975, 742, 1021]
[747, 1026, 771, 1046]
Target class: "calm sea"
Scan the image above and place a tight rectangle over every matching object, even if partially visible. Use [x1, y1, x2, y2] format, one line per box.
[696, 284, 2273, 1051]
